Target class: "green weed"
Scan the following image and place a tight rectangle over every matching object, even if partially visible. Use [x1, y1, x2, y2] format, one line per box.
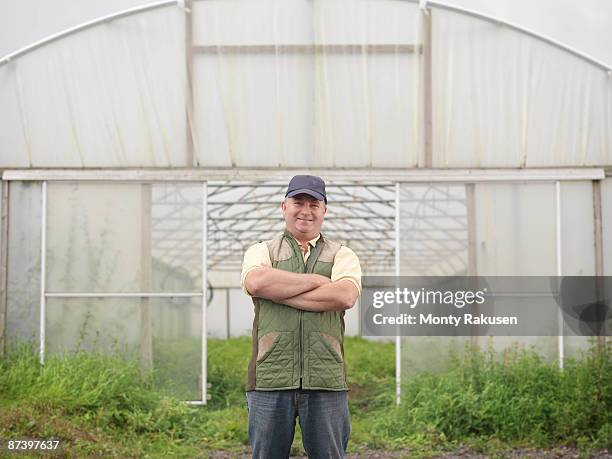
[0, 338, 609, 458]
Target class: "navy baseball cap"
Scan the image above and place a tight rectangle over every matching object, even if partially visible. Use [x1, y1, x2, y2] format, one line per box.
[285, 175, 327, 203]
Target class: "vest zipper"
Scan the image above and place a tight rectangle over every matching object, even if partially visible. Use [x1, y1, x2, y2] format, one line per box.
[298, 240, 307, 388]
[299, 310, 304, 387]
[285, 233, 324, 390]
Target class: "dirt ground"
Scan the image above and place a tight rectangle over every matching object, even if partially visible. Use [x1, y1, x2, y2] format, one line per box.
[207, 446, 611, 458]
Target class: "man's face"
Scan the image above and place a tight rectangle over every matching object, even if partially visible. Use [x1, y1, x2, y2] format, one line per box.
[281, 194, 327, 240]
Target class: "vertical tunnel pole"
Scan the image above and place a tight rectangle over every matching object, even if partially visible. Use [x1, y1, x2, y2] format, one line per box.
[592, 180, 605, 349]
[202, 181, 208, 404]
[466, 183, 478, 347]
[0, 181, 8, 357]
[140, 184, 153, 370]
[185, 0, 195, 167]
[226, 288, 231, 339]
[395, 182, 401, 405]
[422, 4, 433, 168]
[39, 181, 47, 365]
[555, 181, 564, 369]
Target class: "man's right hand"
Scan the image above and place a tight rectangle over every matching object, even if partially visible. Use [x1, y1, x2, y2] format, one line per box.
[244, 267, 330, 303]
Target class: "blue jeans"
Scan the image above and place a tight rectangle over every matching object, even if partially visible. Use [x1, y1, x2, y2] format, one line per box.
[246, 389, 350, 459]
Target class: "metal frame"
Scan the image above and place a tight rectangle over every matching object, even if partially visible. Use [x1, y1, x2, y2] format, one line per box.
[35, 180, 209, 404]
[394, 183, 401, 406]
[185, 0, 196, 167]
[0, 181, 8, 357]
[193, 44, 419, 54]
[1, 0, 610, 71]
[46, 292, 202, 298]
[421, 6, 433, 168]
[555, 181, 564, 369]
[207, 182, 397, 273]
[201, 182, 208, 404]
[39, 182, 47, 364]
[0, 1, 176, 66]
[592, 181, 606, 349]
[2, 168, 605, 182]
[2, 172, 607, 405]
[3, 168, 605, 285]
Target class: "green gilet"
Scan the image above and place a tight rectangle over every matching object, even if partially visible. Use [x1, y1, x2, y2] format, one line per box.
[246, 231, 348, 391]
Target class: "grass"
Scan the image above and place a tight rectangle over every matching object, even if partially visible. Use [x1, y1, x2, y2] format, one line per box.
[0, 338, 610, 458]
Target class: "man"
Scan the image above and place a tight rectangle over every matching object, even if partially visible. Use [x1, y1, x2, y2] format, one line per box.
[241, 175, 361, 459]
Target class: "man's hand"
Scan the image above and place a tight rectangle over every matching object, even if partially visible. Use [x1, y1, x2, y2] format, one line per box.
[245, 268, 358, 311]
[245, 267, 330, 303]
[282, 280, 359, 312]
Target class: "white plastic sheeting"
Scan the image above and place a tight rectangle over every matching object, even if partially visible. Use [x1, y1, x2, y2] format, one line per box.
[432, 7, 612, 167]
[192, 0, 420, 167]
[6, 182, 41, 344]
[0, 5, 186, 167]
[0, 0, 611, 168]
[399, 184, 468, 276]
[46, 182, 202, 292]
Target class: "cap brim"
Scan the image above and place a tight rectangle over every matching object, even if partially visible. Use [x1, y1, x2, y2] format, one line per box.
[286, 188, 326, 201]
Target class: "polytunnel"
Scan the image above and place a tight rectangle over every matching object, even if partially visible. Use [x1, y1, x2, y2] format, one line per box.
[0, 0, 611, 404]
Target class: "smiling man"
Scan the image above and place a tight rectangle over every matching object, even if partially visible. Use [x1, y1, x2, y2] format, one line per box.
[241, 175, 361, 459]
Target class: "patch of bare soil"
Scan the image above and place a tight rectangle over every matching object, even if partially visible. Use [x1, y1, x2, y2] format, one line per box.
[206, 447, 611, 459]
[431, 446, 611, 459]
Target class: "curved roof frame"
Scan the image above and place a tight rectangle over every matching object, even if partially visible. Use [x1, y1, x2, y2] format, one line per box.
[0, 0, 610, 72]
[426, 0, 612, 72]
[0, 0, 176, 66]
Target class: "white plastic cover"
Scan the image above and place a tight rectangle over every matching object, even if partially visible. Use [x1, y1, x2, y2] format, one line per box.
[0, 1, 610, 168]
[192, 0, 420, 167]
[0, 6, 186, 167]
[432, 7, 612, 167]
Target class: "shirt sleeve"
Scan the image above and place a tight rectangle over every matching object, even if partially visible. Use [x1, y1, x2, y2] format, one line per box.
[240, 242, 272, 296]
[331, 246, 362, 295]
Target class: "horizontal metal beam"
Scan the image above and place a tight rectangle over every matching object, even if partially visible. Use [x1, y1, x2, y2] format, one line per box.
[193, 44, 419, 54]
[208, 216, 394, 221]
[45, 292, 202, 298]
[2, 168, 605, 182]
[209, 184, 395, 188]
[207, 199, 395, 205]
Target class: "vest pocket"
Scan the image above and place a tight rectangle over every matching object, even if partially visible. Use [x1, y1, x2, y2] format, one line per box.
[320, 332, 343, 362]
[255, 331, 294, 388]
[308, 332, 345, 388]
[256, 331, 281, 362]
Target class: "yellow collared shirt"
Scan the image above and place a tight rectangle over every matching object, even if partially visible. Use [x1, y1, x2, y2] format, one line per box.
[241, 234, 362, 296]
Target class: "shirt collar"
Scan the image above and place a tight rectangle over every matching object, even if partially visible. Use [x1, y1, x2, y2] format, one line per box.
[290, 233, 320, 248]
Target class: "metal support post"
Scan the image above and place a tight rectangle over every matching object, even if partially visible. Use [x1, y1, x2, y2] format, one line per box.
[592, 181, 606, 349]
[0, 180, 8, 356]
[555, 181, 564, 369]
[395, 182, 401, 405]
[39, 181, 47, 364]
[422, 6, 433, 168]
[140, 184, 153, 369]
[465, 184, 478, 346]
[185, 0, 196, 166]
[226, 288, 230, 339]
[201, 182, 208, 403]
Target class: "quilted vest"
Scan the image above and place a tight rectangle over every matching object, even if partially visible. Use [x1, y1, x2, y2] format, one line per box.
[246, 231, 348, 391]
